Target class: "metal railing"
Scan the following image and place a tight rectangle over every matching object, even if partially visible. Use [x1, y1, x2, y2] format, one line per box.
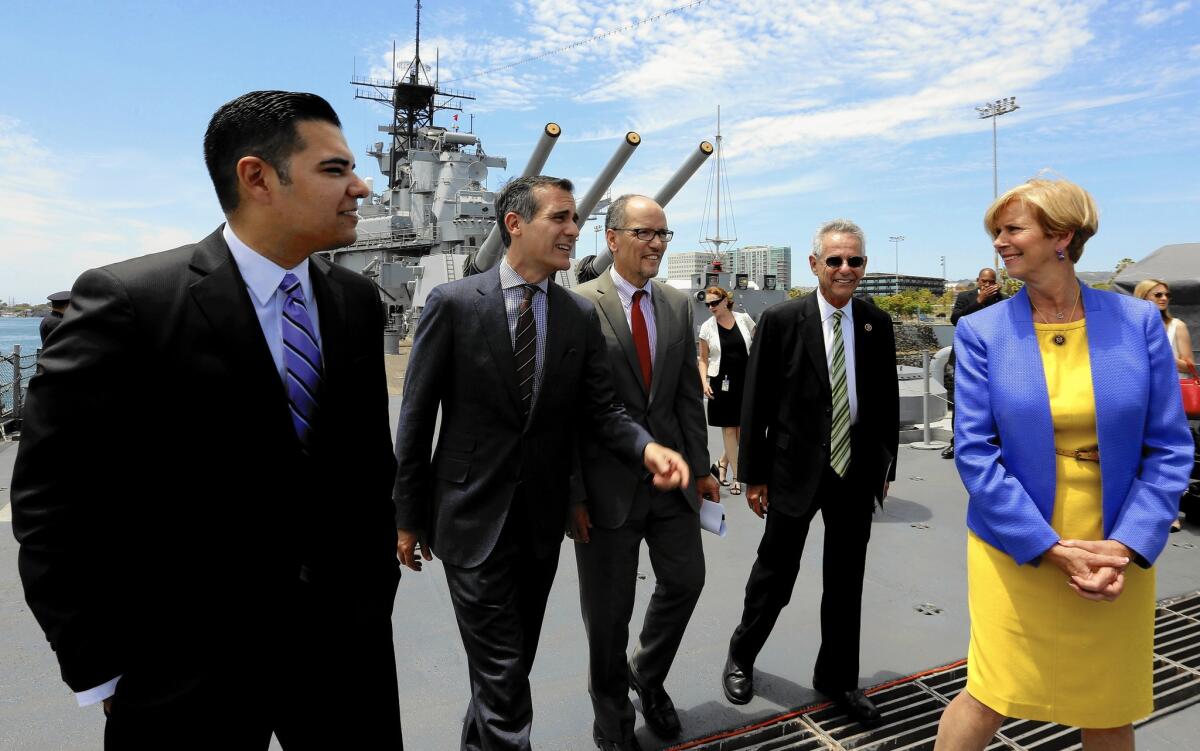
[1, 345, 38, 424]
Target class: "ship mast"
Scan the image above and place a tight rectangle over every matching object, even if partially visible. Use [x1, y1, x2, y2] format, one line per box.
[350, 0, 475, 199]
[702, 105, 736, 263]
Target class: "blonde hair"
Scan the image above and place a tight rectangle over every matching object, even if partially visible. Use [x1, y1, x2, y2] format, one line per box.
[1134, 278, 1172, 323]
[983, 176, 1099, 262]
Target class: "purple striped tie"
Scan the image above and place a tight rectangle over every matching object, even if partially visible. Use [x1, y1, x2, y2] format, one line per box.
[280, 272, 323, 450]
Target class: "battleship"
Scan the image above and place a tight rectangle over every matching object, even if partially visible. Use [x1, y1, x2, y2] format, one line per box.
[322, 6, 717, 349]
[319, 3, 800, 351]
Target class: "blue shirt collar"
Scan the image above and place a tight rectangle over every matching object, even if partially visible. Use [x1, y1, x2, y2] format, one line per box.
[223, 223, 314, 307]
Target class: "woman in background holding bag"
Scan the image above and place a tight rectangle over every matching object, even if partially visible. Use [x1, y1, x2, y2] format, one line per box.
[1135, 278, 1196, 531]
[1134, 279, 1194, 375]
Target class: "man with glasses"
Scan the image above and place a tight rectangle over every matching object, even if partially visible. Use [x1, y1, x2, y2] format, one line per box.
[393, 178, 691, 751]
[942, 268, 1006, 458]
[721, 219, 898, 728]
[568, 195, 719, 750]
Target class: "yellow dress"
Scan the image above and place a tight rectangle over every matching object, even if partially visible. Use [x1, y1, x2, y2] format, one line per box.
[966, 319, 1155, 728]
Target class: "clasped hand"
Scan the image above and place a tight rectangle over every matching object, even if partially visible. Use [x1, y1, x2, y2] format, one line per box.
[1044, 539, 1133, 602]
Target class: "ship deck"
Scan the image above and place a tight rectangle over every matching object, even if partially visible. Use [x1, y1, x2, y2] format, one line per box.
[2, 401, 1198, 749]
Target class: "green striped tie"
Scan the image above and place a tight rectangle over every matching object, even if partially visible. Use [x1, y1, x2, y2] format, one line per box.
[829, 310, 851, 476]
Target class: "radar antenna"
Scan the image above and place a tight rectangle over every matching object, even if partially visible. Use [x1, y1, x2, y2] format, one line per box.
[350, 0, 476, 194]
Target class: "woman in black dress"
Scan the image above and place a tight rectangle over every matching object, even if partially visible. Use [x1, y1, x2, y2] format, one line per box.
[697, 286, 756, 494]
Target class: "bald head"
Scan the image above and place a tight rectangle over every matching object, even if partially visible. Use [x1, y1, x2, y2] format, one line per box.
[606, 194, 669, 286]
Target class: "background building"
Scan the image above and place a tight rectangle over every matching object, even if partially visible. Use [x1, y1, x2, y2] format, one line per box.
[667, 250, 726, 281]
[731, 245, 791, 291]
[858, 272, 947, 296]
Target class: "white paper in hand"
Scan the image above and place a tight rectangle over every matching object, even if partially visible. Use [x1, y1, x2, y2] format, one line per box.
[700, 499, 727, 538]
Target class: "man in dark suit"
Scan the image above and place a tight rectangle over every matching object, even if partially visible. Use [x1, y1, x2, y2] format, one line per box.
[941, 267, 1005, 459]
[12, 91, 403, 749]
[569, 195, 720, 750]
[721, 219, 899, 727]
[38, 291, 70, 345]
[393, 176, 691, 751]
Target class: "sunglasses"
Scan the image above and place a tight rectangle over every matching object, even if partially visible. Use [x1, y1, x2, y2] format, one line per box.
[1153, 292, 1170, 299]
[823, 255, 866, 268]
[705, 299, 724, 308]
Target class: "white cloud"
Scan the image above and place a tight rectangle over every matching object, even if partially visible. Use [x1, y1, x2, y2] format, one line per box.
[0, 117, 205, 303]
[1135, 0, 1192, 26]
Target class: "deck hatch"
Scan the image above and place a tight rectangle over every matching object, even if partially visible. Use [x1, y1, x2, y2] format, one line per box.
[672, 590, 1200, 751]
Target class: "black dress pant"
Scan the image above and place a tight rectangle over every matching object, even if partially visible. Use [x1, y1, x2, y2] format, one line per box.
[103, 577, 404, 750]
[575, 487, 705, 742]
[729, 464, 874, 691]
[443, 497, 561, 751]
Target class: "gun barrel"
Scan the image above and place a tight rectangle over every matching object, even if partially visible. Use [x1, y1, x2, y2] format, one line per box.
[654, 140, 714, 207]
[522, 122, 562, 177]
[581, 140, 714, 281]
[575, 131, 641, 224]
[471, 123, 563, 273]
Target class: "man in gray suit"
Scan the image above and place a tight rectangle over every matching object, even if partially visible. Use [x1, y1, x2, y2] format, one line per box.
[570, 195, 720, 750]
[394, 177, 691, 751]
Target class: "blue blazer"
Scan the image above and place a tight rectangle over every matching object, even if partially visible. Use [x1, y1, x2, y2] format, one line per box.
[954, 284, 1192, 566]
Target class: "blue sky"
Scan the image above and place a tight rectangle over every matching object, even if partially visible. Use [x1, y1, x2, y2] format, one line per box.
[1, 0, 1197, 303]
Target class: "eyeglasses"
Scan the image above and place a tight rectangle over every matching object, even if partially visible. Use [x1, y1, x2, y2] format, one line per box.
[823, 255, 866, 268]
[612, 227, 674, 242]
[704, 299, 723, 308]
[1153, 292, 1170, 299]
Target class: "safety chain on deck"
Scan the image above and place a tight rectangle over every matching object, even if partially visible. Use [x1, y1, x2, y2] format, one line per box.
[673, 592, 1200, 751]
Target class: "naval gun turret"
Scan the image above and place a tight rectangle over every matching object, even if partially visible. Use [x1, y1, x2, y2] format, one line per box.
[574, 140, 714, 283]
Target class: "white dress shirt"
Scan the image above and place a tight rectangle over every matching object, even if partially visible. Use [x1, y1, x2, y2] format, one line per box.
[815, 289, 858, 426]
[74, 224, 322, 708]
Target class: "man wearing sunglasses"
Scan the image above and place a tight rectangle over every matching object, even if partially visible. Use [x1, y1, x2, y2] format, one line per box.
[942, 268, 1007, 459]
[568, 194, 719, 750]
[722, 219, 898, 728]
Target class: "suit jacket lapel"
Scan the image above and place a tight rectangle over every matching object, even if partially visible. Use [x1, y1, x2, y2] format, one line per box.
[595, 273, 647, 401]
[473, 268, 523, 418]
[187, 228, 292, 432]
[851, 298, 871, 402]
[648, 282, 671, 406]
[309, 254, 347, 383]
[800, 294, 831, 399]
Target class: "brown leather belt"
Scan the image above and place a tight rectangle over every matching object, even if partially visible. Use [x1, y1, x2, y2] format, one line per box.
[1056, 447, 1100, 462]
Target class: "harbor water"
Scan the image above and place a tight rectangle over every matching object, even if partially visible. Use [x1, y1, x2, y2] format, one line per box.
[1, 318, 41, 413]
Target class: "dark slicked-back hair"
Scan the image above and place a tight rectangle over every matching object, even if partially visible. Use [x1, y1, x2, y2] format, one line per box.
[494, 175, 574, 247]
[203, 90, 342, 213]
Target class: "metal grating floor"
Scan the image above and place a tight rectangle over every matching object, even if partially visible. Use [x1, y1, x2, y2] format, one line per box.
[672, 592, 1200, 751]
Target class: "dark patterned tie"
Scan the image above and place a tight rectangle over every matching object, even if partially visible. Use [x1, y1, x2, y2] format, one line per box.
[515, 284, 537, 420]
[280, 272, 323, 451]
[631, 290, 652, 391]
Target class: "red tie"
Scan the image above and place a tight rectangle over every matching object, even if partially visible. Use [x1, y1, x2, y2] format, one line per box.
[631, 290, 652, 391]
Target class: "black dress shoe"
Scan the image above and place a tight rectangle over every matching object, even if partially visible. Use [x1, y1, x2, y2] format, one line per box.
[940, 444, 955, 459]
[815, 685, 881, 727]
[721, 653, 753, 705]
[628, 664, 681, 738]
[594, 728, 644, 751]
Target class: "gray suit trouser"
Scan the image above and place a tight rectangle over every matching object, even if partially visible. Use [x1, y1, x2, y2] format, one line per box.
[574, 486, 705, 742]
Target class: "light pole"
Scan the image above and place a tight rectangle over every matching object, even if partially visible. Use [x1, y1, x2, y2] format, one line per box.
[889, 235, 905, 294]
[940, 255, 946, 283]
[976, 96, 1019, 269]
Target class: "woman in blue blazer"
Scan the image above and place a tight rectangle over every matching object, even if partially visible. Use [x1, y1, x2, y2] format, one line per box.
[934, 178, 1192, 751]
